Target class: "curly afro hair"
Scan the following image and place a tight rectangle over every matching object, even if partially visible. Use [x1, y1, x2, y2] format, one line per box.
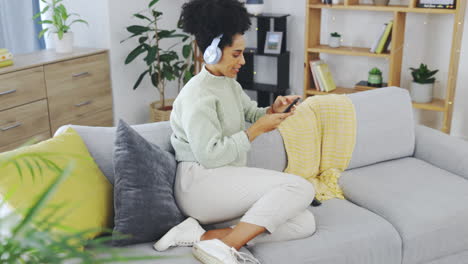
[180, 0, 251, 53]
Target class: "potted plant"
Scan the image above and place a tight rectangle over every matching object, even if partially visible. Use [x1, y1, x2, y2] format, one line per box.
[368, 67, 383, 87]
[0, 147, 162, 263]
[374, 0, 390, 6]
[409, 63, 438, 103]
[33, 0, 88, 53]
[122, 0, 195, 122]
[329, 32, 341, 48]
[245, 0, 264, 15]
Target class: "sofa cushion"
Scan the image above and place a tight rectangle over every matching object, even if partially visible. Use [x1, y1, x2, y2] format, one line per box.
[55, 122, 174, 184]
[0, 127, 113, 239]
[97, 242, 254, 263]
[346, 87, 415, 170]
[248, 199, 401, 264]
[112, 120, 184, 246]
[340, 157, 468, 264]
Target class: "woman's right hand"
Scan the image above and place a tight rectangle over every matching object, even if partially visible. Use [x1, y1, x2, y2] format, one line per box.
[246, 112, 294, 142]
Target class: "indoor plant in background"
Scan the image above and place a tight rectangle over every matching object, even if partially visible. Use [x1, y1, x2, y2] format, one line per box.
[409, 63, 438, 103]
[33, 0, 88, 53]
[245, 0, 265, 15]
[0, 148, 160, 263]
[122, 0, 195, 122]
[374, 0, 390, 6]
[368, 67, 383, 87]
[329, 32, 341, 48]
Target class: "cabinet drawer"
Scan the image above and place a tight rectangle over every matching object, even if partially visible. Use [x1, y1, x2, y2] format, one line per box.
[45, 53, 112, 124]
[0, 66, 46, 111]
[51, 108, 114, 134]
[0, 132, 50, 153]
[0, 100, 50, 146]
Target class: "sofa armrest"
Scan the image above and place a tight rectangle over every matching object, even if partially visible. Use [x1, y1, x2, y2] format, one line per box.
[414, 124, 468, 180]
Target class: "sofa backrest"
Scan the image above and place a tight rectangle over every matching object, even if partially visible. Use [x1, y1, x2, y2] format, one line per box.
[55, 122, 174, 184]
[56, 87, 415, 183]
[346, 87, 415, 169]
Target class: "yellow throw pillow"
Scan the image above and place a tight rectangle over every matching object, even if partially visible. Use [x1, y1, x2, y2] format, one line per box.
[0, 127, 113, 239]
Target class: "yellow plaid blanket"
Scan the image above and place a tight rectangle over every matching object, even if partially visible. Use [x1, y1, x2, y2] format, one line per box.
[278, 94, 356, 201]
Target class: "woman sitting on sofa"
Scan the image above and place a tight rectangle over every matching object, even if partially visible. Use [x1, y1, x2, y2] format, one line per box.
[154, 0, 317, 263]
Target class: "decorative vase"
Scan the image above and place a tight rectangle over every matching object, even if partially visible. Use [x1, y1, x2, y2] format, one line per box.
[374, 0, 390, 6]
[245, 0, 264, 15]
[410, 82, 433, 103]
[328, 36, 341, 48]
[368, 73, 383, 87]
[53, 32, 74, 53]
[149, 98, 175, 122]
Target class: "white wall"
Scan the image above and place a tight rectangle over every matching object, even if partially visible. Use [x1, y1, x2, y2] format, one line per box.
[59, 0, 468, 138]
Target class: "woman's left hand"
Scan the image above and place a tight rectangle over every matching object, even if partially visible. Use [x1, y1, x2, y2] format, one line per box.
[269, 95, 302, 114]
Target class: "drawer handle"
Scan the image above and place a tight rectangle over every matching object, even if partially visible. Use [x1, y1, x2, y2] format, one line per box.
[75, 100, 93, 107]
[1, 122, 22, 132]
[0, 89, 17, 96]
[72, 72, 90, 78]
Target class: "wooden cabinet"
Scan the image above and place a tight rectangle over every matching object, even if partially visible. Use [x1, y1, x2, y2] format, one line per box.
[0, 48, 113, 152]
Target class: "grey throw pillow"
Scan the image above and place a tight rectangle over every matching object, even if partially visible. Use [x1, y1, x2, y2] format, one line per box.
[112, 120, 184, 246]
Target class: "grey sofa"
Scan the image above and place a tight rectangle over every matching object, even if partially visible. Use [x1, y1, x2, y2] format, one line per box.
[58, 87, 468, 264]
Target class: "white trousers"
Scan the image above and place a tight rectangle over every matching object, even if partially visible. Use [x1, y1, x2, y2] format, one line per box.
[174, 162, 317, 244]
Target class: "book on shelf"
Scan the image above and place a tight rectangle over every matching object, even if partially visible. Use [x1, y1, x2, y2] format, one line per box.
[309, 60, 337, 92]
[309, 60, 324, 91]
[376, 21, 393, 54]
[0, 48, 13, 68]
[370, 24, 387, 53]
[417, 0, 455, 9]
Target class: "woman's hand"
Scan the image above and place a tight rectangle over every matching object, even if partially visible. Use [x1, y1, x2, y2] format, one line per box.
[268, 95, 302, 114]
[246, 112, 295, 142]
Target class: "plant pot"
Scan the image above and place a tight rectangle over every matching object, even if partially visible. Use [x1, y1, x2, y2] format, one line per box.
[374, 0, 390, 6]
[149, 99, 175, 122]
[410, 82, 433, 103]
[245, 4, 264, 15]
[368, 73, 383, 87]
[328, 36, 341, 48]
[53, 32, 74, 53]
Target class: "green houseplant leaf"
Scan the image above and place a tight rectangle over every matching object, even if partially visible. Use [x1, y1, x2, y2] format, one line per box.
[122, 0, 196, 110]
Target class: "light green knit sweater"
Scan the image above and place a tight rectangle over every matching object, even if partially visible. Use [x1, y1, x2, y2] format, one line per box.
[170, 66, 267, 169]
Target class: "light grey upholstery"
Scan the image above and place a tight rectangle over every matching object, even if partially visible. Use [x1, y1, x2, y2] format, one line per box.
[346, 87, 415, 170]
[340, 157, 468, 264]
[248, 199, 401, 264]
[54, 87, 468, 264]
[415, 124, 468, 180]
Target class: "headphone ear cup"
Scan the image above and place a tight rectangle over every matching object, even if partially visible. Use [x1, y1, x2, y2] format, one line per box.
[204, 46, 222, 65]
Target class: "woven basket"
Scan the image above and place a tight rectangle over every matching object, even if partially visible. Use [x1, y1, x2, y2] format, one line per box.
[149, 99, 175, 122]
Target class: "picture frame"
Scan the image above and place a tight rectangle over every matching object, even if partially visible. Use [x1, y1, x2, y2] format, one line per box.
[264, 31, 283, 54]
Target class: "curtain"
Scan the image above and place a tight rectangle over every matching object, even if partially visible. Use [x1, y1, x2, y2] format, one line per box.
[0, 0, 46, 54]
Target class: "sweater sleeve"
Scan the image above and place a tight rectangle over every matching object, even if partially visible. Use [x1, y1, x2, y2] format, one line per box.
[181, 96, 251, 169]
[239, 86, 267, 123]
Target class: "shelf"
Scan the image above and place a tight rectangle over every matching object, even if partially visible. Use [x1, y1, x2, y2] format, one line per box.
[241, 82, 288, 93]
[305, 87, 359, 95]
[245, 47, 290, 58]
[412, 98, 446, 112]
[308, 45, 390, 58]
[309, 4, 457, 14]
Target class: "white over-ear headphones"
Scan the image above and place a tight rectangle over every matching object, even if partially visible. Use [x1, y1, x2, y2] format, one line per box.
[203, 34, 223, 65]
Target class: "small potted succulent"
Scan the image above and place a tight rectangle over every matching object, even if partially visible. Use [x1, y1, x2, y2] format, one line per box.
[368, 67, 383, 87]
[329, 32, 341, 48]
[409, 63, 438, 103]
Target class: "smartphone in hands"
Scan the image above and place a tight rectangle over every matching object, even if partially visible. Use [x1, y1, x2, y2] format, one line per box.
[282, 97, 301, 113]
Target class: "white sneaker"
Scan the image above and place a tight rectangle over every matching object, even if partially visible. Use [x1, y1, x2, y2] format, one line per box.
[192, 239, 261, 264]
[153, 217, 205, 251]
